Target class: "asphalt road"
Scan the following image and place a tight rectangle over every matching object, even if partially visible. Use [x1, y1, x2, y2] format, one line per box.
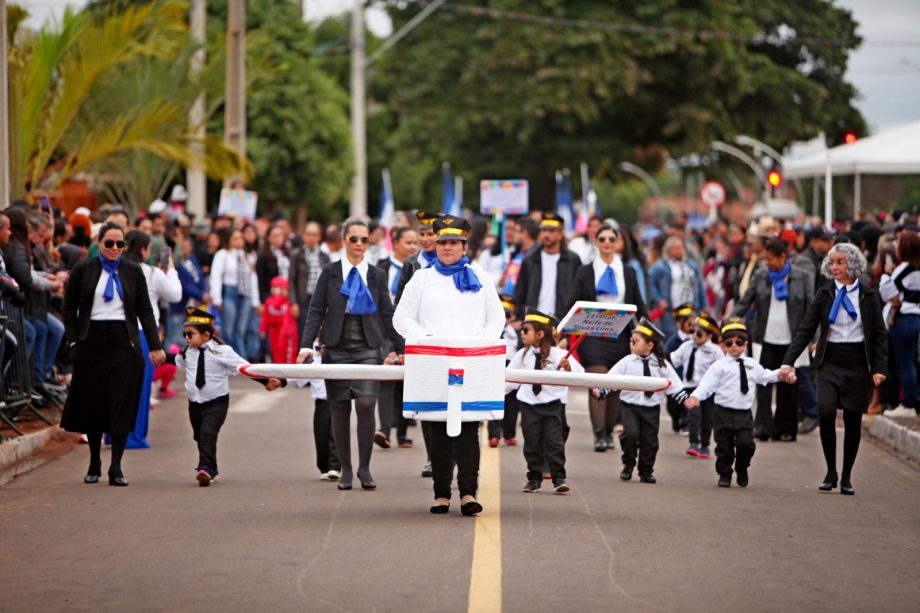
[1, 378, 919, 612]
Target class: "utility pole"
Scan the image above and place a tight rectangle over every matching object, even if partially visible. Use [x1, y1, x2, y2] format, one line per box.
[187, 0, 207, 218]
[224, 0, 246, 182]
[349, 0, 367, 218]
[0, 0, 10, 209]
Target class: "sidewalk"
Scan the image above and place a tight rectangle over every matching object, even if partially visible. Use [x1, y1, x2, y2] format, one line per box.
[865, 412, 920, 464]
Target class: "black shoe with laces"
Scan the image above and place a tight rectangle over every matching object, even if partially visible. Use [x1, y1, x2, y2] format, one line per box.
[638, 473, 656, 484]
[522, 480, 541, 493]
[736, 469, 749, 488]
[619, 467, 633, 481]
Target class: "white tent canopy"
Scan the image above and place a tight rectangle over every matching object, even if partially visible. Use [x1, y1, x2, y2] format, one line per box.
[783, 120, 920, 179]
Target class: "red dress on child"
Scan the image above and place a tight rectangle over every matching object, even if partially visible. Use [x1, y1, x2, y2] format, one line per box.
[260, 295, 299, 364]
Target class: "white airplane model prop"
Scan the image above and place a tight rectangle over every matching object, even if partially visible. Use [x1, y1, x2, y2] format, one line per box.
[240, 304, 667, 437]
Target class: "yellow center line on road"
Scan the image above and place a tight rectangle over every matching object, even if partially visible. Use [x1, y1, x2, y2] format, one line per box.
[468, 425, 502, 613]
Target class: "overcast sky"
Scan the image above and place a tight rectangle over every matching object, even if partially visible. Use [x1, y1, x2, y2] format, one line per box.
[23, 0, 920, 133]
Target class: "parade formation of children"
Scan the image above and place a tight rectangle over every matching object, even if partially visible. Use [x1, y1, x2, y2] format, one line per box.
[173, 307, 286, 487]
[506, 308, 584, 493]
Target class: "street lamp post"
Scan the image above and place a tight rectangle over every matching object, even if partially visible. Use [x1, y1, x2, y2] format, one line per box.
[734, 134, 805, 204]
[710, 141, 767, 203]
[618, 161, 664, 209]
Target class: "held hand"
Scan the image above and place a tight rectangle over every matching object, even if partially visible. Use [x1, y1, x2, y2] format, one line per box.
[149, 349, 166, 366]
[872, 373, 886, 387]
[558, 357, 571, 372]
[591, 387, 601, 399]
[385, 351, 398, 365]
[266, 378, 282, 391]
[779, 365, 794, 379]
[255, 305, 264, 314]
[296, 348, 313, 364]
[684, 396, 700, 410]
[396, 354, 405, 365]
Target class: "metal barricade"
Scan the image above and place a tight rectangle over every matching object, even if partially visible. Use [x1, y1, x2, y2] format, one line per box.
[0, 300, 54, 436]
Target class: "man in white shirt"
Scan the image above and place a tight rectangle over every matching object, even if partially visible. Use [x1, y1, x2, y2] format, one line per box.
[512, 213, 582, 320]
[733, 239, 813, 441]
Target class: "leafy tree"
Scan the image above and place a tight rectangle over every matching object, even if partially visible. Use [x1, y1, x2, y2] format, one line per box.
[6, 1, 248, 206]
[371, 0, 866, 212]
[206, 0, 353, 222]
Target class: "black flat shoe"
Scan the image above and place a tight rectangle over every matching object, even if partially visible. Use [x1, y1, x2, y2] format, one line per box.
[360, 479, 377, 490]
[108, 472, 128, 486]
[337, 480, 352, 490]
[840, 478, 855, 496]
[594, 431, 607, 452]
[818, 471, 838, 491]
[430, 503, 450, 514]
[718, 475, 732, 488]
[84, 473, 100, 484]
[461, 500, 483, 516]
[638, 473, 656, 484]
[619, 468, 633, 481]
[736, 470, 749, 488]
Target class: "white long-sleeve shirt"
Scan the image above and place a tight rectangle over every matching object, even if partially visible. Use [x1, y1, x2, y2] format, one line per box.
[140, 263, 182, 327]
[209, 249, 260, 307]
[880, 262, 920, 317]
[691, 355, 780, 410]
[506, 345, 585, 405]
[669, 339, 723, 387]
[608, 353, 685, 407]
[392, 263, 505, 340]
[175, 340, 249, 403]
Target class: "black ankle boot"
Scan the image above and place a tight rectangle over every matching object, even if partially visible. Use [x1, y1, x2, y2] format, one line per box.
[818, 471, 838, 491]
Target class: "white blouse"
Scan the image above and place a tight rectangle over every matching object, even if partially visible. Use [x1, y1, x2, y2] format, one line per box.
[592, 255, 626, 303]
[827, 280, 864, 343]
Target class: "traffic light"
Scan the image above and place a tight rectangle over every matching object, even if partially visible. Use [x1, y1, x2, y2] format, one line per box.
[844, 132, 858, 145]
[767, 170, 782, 188]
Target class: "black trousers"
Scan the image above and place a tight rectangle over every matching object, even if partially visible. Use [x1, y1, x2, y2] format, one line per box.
[756, 342, 799, 439]
[377, 381, 408, 439]
[313, 399, 340, 473]
[521, 400, 566, 482]
[619, 401, 660, 475]
[188, 395, 230, 477]
[429, 421, 480, 500]
[686, 389, 714, 447]
[488, 391, 519, 439]
[713, 406, 756, 477]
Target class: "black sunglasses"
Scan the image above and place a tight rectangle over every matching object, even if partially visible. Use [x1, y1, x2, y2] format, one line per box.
[596, 235, 618, 243]
[521, 326, 534, 334]
[693, 329, 709, 338]
[723, 338, 747, 348]
[182, 330, 198, 339]
[348, 236, 370, 244]
[103, 239, 126, 249]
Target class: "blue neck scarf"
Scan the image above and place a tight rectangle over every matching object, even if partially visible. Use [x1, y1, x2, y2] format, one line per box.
[596, 265, 618, 296]
[768, 261, 791, 301]
[98, 255, 124, 303]
[434, 255, 482, 293]
[421, 249, 438, 267]
[339, 266, 378, 315]
[389, 258, 402, 297]
[829, 282, 858, 323]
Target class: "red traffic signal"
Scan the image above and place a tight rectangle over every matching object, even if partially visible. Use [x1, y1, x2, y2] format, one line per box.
[767, 170, 782, 188]
[844, 132, 858, 145]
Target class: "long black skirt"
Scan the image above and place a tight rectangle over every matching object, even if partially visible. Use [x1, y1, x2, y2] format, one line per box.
[817, 342, 871, 413]
[577, 335, 630, 369]
[323, 316, 383, 401]
[60, 321, 146, 435]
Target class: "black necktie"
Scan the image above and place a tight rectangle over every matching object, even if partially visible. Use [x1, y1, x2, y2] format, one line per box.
[686, 347, 697, 382]
[196, 348, 206, 389]
[737, 358, 748, 395]
[643, 358, 652, 398]
[532, 352, 542, 396]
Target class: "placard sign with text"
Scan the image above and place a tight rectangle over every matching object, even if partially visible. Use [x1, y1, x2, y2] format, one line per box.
[480, 180, 528, 215]
[218, 188, 258, 219]
[557, 301, 637, 338]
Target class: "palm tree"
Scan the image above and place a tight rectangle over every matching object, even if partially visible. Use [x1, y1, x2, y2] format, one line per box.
[6, 0, 251, 208]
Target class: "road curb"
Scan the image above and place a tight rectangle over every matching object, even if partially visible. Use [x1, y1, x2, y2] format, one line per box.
[0, 426, 69, 486]
[866, 414, 920, 461]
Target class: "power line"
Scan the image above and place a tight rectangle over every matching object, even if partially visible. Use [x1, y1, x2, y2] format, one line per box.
[394, 1, 920, 49]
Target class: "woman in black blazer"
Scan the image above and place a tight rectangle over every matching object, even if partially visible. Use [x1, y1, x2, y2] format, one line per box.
[567, 224, 648, 451]
[60, 221, 165, 486]
[298, 218, 398, 491]
[781, 243, 888, 495]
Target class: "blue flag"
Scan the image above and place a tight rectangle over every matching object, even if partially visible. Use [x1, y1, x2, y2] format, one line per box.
[555, 169, 575, 232]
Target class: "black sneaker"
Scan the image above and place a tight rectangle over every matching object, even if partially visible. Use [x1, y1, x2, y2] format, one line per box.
[421, 462, 433, 478]
[522, 480, 541, 493]
[553, 481, 570, 493]
[718, 474, 732, 488]
[638, 473, 657, 484]
[619, 467, 633, 481]
[736, 469, 749, 488]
